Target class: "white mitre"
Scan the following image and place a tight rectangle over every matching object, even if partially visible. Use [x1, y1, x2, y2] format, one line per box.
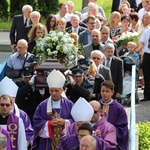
[0, 76, 18, 97]
[46, 69, 65, 88]
[46, 69, 66, 114]
[71, 97, 94, 122]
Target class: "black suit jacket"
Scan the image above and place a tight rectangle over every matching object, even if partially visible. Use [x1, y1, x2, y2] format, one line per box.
[10, 14, 32, 44]
[109, 56, 123, 97]
[111, 0, 137, 12]
[66, 26, 86, 35]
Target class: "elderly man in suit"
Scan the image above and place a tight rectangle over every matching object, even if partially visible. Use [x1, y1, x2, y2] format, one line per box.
[103, 43, 123, 100]
[66, 14, 86, 35]
[91, 50, 112, 81]
[78, 15, 96, 46]
[83, 29, 104, 58]
[10, 5, 33, 50]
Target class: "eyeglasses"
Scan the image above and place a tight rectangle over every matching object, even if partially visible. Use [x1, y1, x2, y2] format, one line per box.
[88, 22, 96, 24]
[92, 57, 100, 60]
[94, 110, 99, 114]
[102, 33, 109, 35]
[16, 47, 26, 49]
[0, 103, 11, 107]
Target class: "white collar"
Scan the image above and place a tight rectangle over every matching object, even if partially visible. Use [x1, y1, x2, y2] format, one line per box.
[47, 96, 61, 115]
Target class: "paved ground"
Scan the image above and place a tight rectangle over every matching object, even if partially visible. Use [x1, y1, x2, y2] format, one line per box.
[0, 31, 10, 45]
[124, 88, 150, 124]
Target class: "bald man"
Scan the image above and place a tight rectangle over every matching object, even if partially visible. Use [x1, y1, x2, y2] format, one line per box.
[89, 100, 117, 149]
[83, 29, 104, 58]
[5, 39, 34, 79]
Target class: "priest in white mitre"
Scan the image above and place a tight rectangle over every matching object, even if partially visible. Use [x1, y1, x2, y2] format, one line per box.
[0, 78, 27, 150]
[32, 69, 74, 150]
[0, 76, 34, 148]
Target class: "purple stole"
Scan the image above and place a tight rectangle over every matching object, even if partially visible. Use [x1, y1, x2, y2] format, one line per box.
[7, 113, 19, 150]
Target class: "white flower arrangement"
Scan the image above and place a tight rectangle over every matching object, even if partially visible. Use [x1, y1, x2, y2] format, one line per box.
[114, 32, 139, 47]
[34, 30, 78, 67]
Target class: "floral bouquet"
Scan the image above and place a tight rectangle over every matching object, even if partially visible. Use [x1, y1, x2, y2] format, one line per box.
[34, 30, 78, 67]
[113, 32, 140, 48]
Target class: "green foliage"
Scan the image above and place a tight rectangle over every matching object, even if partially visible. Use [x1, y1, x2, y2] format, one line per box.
[37, 0, 59, 19]
[0, 0, 8, 20]
[136, 122, 150, 150]
[9, 0, 36, 18]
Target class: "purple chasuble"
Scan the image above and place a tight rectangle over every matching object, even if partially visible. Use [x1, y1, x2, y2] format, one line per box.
[19, 109, 34, 145]
[0, 126, 12, 150]
[66, 117, 117, 149]
[99, 99, 129, 150]
[92, 116, 117, 149]
[32, 97, 74, 150]
[7, 113, 19, 150]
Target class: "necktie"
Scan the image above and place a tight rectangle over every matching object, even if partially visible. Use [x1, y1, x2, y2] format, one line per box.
[73, 28, 77, 34]
[106, 58, 110, 68]
[148, 35, 150, 49]
[24, 19, 27, 26]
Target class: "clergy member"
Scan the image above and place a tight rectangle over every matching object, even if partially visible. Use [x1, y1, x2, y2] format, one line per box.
[99, 80, 128, 150]
[32, 69, 74, 150]
[58, 97, 106, 150]
[0, 76, 34, 147]
[0, 126, 12, 150]
[0, 94, 27, 150]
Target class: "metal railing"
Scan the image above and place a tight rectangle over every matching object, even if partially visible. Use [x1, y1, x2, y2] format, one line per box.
[129, 65, 137, 150]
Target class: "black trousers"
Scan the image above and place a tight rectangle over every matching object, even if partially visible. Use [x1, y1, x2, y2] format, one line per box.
[142, 53, 150, 99]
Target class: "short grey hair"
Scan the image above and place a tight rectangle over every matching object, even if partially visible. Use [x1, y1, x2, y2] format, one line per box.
[91, 50, 104, 59]
[22, 5, 33, 12]
[0, 133, 7, 148]
[104, 43, 115, 51]
[80, 135, 96, 148]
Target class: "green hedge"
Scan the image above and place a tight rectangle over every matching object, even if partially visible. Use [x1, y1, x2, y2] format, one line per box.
[37, 0, 59, 18]
[0, 0, 59, 19]
[136, 122, 150, 150]
[9, 0, 36, 18]
[0, 0, 8, 20]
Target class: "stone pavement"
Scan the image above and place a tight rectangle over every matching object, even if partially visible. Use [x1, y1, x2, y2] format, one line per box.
[0, 31, 11, 52]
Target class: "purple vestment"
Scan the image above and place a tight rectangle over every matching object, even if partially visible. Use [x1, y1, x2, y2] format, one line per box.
[99, 99, 129, 150]
[92, 116, 117, 149]
[66, 116, 117, 150]
[7, 113, 19, 150]
[19, 109, 34, 145]
[32, 97, 74, 150]
[0, 126, 12, 150]
[58, 133, 106, 150]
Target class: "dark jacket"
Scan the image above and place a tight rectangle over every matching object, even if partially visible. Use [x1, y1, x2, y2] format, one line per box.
[66, 77, 94, 103]
[10, 14, 32, 44]
[15, 80, 43, 122]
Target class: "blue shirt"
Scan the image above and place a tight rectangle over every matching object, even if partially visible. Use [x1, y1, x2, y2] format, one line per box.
[7, 52, 33, 70]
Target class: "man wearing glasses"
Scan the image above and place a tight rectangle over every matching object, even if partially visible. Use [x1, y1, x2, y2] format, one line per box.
[89, 100, 116, 149]
[91, 50, 112, 81]
[78, 15, 97, 46]
[5, 39, 34, 80]
[0, 94, 27, 150]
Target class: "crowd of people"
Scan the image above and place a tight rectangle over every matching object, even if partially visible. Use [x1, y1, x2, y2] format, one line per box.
[0, 0, 150, 149]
